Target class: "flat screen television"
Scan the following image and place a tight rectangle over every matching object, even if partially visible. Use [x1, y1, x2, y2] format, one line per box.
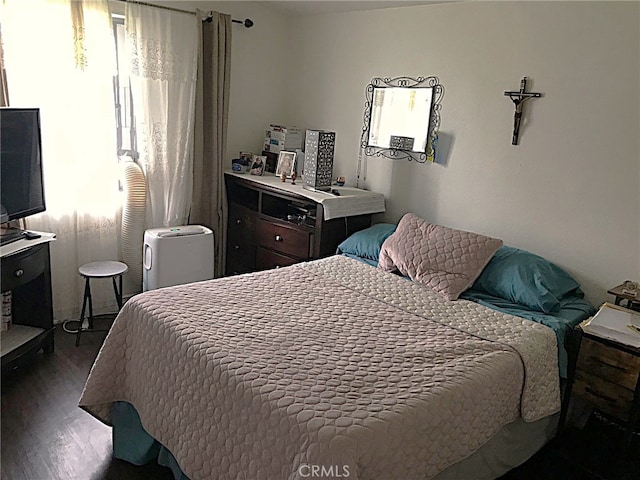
[0, 108, 46, 244]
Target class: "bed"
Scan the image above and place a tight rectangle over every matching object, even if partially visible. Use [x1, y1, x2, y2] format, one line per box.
[79, 213, 595, 480]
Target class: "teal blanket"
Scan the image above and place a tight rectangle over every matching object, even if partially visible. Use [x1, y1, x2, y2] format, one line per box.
[112, 401, 189, 479]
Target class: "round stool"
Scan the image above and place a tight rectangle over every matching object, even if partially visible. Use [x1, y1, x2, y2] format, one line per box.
[72, 261, 128, 346]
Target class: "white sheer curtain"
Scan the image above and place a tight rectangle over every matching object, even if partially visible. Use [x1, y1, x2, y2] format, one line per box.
[2, 0, 121, 322]
[124, 3, 198, 228]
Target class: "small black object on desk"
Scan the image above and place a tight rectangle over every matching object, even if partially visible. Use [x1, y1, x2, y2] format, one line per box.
[23, 231, 42, 240]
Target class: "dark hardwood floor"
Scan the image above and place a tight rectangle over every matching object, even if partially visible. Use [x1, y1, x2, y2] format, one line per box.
[500, 415, 640, 480]
[2, 319, 639, 480]
[1, 318, 174, 480]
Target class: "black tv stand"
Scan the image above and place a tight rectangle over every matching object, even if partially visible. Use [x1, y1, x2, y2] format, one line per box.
[0, 227, 25, 246]
[1, 238, 55, 370]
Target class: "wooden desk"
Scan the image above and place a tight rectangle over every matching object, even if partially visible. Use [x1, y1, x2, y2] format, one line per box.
[570, 324, 640, 451]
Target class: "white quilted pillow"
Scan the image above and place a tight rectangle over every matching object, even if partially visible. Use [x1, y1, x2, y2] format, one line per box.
[379, 213, 503, 300]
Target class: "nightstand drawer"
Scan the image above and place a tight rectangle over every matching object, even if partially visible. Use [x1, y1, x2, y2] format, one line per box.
[577, 337, 640, 390]
[573, 370, 634, 420]
[256, 219, 311, 259]
[1, 243, 47, 292]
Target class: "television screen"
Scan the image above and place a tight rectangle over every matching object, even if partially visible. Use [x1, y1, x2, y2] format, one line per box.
[0, 108, 46, 223]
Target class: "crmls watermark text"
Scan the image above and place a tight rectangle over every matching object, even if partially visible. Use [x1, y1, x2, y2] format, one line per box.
[298, 464, 350, 478]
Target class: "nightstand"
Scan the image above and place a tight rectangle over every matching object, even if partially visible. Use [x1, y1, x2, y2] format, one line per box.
[571, 325, 640, 449]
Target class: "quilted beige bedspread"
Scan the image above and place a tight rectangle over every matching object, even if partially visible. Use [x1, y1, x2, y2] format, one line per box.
[79, 255, 560, 480]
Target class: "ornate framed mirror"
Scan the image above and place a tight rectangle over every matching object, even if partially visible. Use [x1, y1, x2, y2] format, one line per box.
[361, 76, 444, 163]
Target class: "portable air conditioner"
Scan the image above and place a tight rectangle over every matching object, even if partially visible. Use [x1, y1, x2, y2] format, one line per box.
[143, 225, 214, 291]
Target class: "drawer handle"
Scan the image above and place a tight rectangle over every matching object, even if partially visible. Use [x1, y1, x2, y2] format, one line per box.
[593, 358, 627, 373]
[234, 245, 240, 250]
[14, 269, 24, 277]
[585, 386, 617, 404]
[275, 235, 283, 242]
[235, 219, 242, 224]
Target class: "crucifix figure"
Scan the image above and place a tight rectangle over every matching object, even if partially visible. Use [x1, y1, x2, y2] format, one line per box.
[504, 77, 541, 145]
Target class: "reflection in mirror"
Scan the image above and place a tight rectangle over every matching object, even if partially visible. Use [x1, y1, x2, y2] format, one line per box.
[361, 76, 443, 163]
[368, 87, 433, 151]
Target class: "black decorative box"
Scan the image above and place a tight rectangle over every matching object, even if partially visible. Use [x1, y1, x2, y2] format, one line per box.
[303, 130, 335, 192]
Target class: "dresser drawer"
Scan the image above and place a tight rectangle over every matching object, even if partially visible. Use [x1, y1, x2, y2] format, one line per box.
[256, 247, 298, 270]
[256, 219, 311, 259]
[228, 203, 256, 241]
[1, 243, 47, 292]
[573, 369, 634, 420]
[226, 246, 256, 275]
[226, 203, 258, 275]
[577, 337, 640, 390]
[227, 230, 256, 266]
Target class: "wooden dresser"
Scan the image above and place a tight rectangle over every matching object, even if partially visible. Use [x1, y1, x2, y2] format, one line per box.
[571, 329, 640, 447]
[225, 172, 385, 275]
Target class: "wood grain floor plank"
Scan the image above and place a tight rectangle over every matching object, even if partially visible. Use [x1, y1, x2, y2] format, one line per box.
[1, 321, 173, 480]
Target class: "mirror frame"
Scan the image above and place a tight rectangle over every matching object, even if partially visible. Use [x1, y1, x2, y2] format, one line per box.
[361, 76, 444, 163]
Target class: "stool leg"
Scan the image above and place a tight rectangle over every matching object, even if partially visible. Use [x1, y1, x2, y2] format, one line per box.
[87, 279, 94, 330]
[119, 274, 123, 308]
[76, 277, 90, 347]
[112, 275, 123, 310]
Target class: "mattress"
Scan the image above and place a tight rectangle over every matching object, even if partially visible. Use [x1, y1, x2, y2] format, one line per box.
[79, 255, 560, 480]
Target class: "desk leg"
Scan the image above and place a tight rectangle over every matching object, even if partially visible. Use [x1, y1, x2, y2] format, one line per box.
[626, 378, 640, 453]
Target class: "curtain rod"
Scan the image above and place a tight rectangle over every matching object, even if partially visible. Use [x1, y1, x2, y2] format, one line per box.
[116, 0, 254, 28]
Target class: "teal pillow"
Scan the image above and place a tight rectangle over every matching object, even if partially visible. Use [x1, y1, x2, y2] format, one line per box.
[336, 223, 396, 261]
[472, 245, 580, 313]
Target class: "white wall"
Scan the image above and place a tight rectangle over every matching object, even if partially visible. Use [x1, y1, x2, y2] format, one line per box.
[135, 1, 639, 306]
[282, 1, 639, 306]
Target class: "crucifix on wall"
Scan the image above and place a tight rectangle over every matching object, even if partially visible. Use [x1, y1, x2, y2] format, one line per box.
[504, 77, 542, 145]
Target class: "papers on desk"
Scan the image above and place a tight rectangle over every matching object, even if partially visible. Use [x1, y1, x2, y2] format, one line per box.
[582, 302, 640, 348]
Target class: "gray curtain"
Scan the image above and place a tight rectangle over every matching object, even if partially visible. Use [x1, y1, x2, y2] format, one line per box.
[191, 11, 231, 278]
[0, 28, 9, 107]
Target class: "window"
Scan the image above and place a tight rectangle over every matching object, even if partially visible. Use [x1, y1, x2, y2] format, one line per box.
[112, 15, 137, 159]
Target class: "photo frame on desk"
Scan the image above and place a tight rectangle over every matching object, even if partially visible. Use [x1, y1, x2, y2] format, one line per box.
[249, 155, 266, 176]
[275, 151, 296, 178]
[239, 151, 253, 164]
